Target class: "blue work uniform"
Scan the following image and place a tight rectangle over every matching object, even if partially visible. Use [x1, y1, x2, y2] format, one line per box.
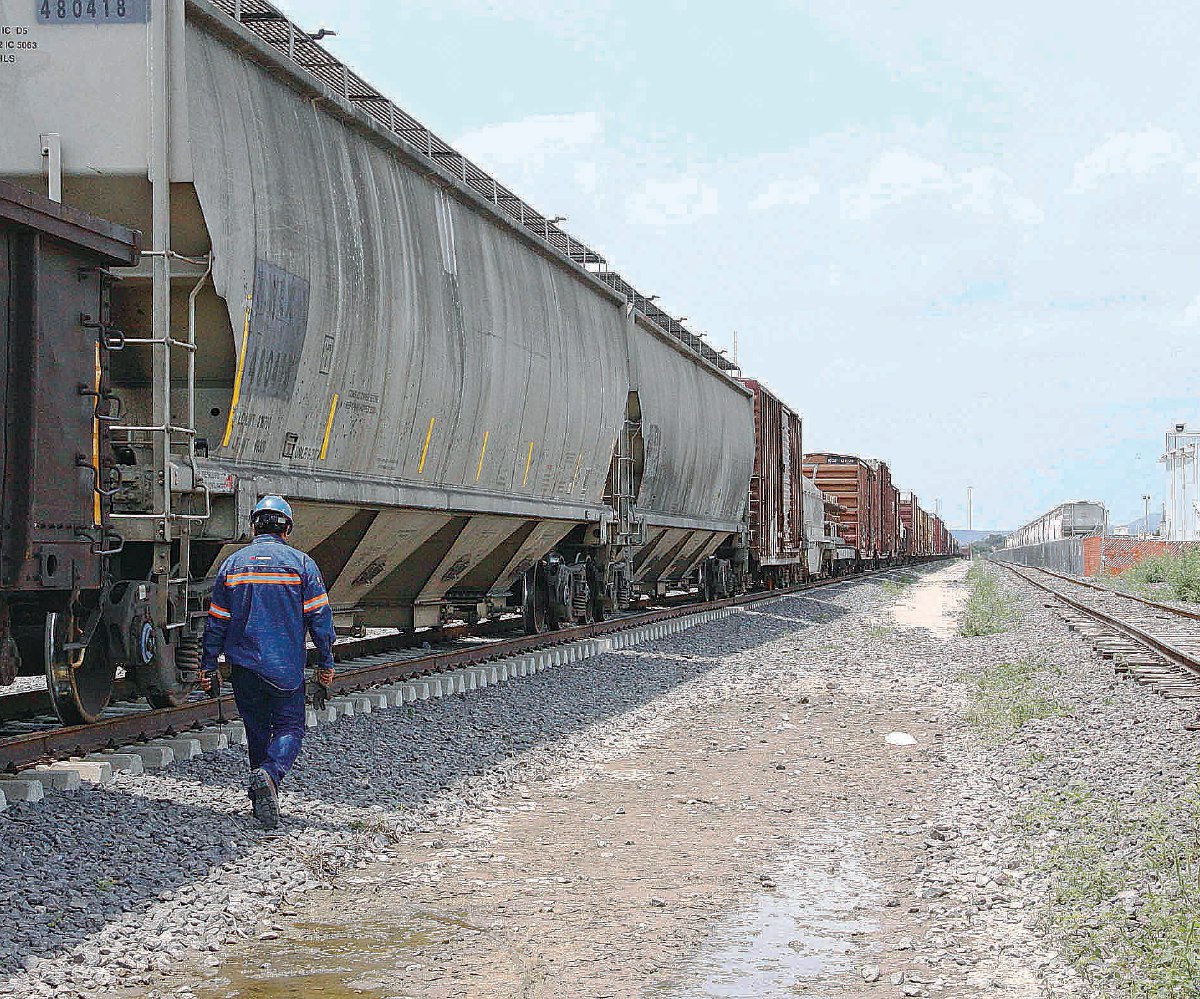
[201, 533, 336, 788]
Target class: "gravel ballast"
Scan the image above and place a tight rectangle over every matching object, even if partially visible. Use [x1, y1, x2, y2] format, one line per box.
[0, 560, 1194, 997]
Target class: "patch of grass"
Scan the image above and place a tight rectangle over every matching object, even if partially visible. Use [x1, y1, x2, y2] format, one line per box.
[961, 657, 1066, 738]
[958, 563, 1020, 636]
[1116, 551, 1200, 603]
[348, 816, 400, 837]
[1014, 783, 1200, 997]
[865, 624, 894, 639]
[881, 572, 918, 596]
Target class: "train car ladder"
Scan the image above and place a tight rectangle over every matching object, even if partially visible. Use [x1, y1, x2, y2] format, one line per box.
[106, 251, 213, 631]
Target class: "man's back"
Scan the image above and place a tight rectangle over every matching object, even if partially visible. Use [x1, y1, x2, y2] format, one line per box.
[206, 533, 332, 690]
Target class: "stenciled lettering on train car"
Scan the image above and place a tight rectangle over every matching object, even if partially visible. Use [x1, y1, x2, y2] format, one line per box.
[351, 558, 388, 588]
[244, 260, 310, 400]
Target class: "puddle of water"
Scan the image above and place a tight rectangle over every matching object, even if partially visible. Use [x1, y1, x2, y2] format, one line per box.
[189, 909, 467, 999]
[662, 836, 880, 999]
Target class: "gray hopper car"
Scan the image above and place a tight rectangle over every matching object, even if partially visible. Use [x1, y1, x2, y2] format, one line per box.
[1005, 501, 1107, 550]
[0, 0, 752, 722]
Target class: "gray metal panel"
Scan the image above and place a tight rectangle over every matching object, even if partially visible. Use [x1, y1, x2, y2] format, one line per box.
[0, 3, 153, 176]
[629, 315, 753, 532]
[991, 539, 1084, 575]
[184, 23, 627, 516]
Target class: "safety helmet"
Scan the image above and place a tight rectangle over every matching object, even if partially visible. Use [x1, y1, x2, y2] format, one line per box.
[251, 495, 294, 534]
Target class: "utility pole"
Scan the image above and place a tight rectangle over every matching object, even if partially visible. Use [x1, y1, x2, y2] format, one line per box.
[967, 486, 973, 560]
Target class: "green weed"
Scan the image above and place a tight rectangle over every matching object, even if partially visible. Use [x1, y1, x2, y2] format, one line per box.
[1015, 783, 1200, 997]
[1113, 551, 1200, 603]
[961, 658, 1065, 737]
[881, 573, 917, 596]
[959, 563, 1020, 636]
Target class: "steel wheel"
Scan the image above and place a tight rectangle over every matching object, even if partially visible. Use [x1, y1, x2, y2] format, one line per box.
[521, 571, 547, 635]
[45, 610, 115, 726]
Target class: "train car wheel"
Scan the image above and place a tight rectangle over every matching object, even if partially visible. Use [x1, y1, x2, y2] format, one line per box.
[45, 610, 115, 726]
[521, 571, 547, 635]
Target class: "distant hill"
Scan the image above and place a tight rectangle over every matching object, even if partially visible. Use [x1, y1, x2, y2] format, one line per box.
[1119, 513, 1162, 536]
[951, 530, 1011, 544]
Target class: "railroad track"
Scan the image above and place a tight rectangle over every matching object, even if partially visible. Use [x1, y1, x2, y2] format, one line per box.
[0, 562, 948, 773]
[1001, 562, 1200, 703]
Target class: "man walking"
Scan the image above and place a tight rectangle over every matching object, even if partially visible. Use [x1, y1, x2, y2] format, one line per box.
[201, 496, 336, 828]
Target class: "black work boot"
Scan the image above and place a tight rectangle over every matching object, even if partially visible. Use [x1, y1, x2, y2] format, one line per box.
[249, 768, 280, 829]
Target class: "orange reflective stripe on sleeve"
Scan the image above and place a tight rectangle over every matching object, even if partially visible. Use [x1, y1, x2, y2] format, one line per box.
[208, 603, 232, 620]
[303, 593, 330, 613]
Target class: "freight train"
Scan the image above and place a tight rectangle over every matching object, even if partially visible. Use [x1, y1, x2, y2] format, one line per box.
[0, 0, 955, 726]
[804, 455, 954, 569]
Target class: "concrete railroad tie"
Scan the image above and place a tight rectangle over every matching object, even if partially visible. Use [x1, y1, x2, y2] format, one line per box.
[4, 605, 741, 810]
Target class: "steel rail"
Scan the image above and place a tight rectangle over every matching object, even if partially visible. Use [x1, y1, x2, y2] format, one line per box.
[1002, 563, 1200, 677]
[1000, 561, 1200, 622]
[0, 558, 954, 771]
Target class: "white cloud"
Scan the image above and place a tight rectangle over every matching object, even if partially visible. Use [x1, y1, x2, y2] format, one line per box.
[1069, 126, 1185, 193]
[954, 167, 1044, 224]
[1180, 293, 1200, 328]
[749, 176, 821, 212]
[573, 161, 599, 195]
[627, 175, 719, 226]
[841, 149, 948, 220]
[455, 111, 604, 172]
[841, 149, 1041, 224]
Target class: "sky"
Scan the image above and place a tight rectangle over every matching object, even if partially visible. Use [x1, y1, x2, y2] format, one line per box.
[276, 0, 1200, 530]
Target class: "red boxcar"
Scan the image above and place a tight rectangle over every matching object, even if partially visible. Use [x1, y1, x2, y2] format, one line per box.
[900, 491, 923, 556]
[804, 453, 880, 564]
[740, 380, 806, 584]
[869, 459, 900, 561]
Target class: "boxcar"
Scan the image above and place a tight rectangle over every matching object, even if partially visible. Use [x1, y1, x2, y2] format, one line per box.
[740, 380, 806, 585]
[804, 453, 881, 566]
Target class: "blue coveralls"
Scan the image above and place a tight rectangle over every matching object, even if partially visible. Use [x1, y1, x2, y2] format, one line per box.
[201, 534, 336, 788]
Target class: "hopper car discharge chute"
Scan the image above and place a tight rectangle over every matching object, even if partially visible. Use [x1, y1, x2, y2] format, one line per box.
[0, 0, 755, 720]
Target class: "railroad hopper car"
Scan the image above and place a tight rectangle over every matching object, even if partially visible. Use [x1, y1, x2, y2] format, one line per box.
[901, 491, 948, 557]
[1005, 501, 1107, 550]
[801, 476, 840, 578]
[0, 0, 753, 723]
[931, 517, 952, 555]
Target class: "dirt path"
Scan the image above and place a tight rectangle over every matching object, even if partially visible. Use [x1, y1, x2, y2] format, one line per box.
[890, 561, 969, 637]
[142, 564, 1057, 999]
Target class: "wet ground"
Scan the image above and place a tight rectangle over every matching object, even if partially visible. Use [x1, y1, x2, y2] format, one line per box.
[140, 565, 973, 999]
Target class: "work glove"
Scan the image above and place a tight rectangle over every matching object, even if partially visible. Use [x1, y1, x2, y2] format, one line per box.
[198, 668, 221, 697]
[307, 668, 333, 710]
